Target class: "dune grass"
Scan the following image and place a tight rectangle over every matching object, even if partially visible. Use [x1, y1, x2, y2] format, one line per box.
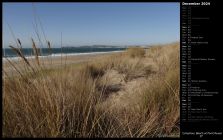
[126, 47, 145, 58]
[3, 42, 180, 138]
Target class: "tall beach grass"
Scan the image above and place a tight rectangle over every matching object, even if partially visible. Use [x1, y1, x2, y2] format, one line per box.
[3, 42, 180, 138]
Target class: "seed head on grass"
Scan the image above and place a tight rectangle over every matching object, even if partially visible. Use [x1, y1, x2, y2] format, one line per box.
[31, 38, 40, 66]
[47, 40, 51, 49]
[17, 38, 22, 48]
[47, 40, 52, 56]
[9, 45, 31, 67]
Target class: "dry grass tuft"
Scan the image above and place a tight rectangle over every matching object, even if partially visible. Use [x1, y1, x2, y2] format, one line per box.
[126, 47, 145, 58]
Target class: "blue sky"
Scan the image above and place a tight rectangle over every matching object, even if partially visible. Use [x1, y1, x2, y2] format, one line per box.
[3, 3, 179, 47]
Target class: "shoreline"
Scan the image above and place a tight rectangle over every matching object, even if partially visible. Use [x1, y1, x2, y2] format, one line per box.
[3, 50, 124, 62]
[3, 51, 123, 76]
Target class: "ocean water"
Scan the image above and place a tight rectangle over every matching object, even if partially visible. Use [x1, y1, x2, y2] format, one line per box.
[2, 46, 126, 58]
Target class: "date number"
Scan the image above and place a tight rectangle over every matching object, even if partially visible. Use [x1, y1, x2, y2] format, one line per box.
[201, 2, 210, 5]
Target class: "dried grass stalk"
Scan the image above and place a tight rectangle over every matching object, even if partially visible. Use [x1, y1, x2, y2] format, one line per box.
[9, 45, 31, 67]
[31, 38, 40, 66]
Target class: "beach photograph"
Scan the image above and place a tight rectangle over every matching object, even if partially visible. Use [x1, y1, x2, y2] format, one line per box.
[3, 3, 180, 138]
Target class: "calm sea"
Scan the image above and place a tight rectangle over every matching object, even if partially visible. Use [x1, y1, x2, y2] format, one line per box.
[2, 46, 126, 58]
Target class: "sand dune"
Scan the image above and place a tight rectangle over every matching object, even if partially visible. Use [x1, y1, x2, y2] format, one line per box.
[3, 42, 180, 138]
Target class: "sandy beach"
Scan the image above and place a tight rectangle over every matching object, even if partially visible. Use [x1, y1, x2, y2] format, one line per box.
[3, 51, 122, 76]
